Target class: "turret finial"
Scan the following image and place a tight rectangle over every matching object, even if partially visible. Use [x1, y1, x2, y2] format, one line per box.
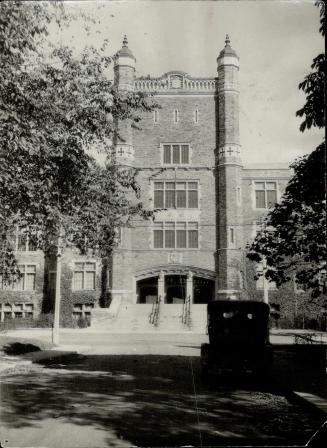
[225, 34, 230, 46]
[123, 35, 128, 47]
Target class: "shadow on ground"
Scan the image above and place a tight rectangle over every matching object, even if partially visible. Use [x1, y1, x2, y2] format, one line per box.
[0, 353, 325, 447]
[2, 342, 41, 355]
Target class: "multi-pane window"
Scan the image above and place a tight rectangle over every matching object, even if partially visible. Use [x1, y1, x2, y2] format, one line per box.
[154, 181, 198, 208]
[73, 262, 96, 290]
[153, 222, 199, 249]
[163, 144, 190, 165]
[255, 182, 277, 208]
[17, 231, 37, 251]
[7, 226, 37, 252]
[72, 303, 94, 326]
[0, 265, 36, 291]
[0, 303, 34, 320]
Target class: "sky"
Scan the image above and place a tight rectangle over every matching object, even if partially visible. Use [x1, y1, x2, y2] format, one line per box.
[50, 0, 324, 166]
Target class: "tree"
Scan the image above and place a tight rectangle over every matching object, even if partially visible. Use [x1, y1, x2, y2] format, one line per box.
[247, 2, 326, 299]
[0, 1, 155, 339]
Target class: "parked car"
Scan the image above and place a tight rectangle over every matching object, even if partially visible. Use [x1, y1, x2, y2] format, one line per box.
[201, 300, 273, 377]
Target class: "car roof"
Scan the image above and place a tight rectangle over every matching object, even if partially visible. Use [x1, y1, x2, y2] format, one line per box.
[208, 300, 270, 313]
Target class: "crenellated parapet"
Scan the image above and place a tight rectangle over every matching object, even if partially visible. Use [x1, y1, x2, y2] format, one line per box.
[134, 71, 217, 93]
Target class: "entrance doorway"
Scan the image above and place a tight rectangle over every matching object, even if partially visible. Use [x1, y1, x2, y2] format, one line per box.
[165, 275, 186, 304]
[137, 277, 158, 304]
[135, 270, 216, 304]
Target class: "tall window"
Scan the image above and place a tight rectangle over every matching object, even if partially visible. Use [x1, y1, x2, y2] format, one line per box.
[17, 231, 37, 252]
[255, 182, 277, 208]
[163, 144, 190, 165]
[153, 222, 199, 249]
[229, 227, 235, 247]
[73, 262, 96, 290]
[154, 181, 198, 208]
[0, 264, 36, 291]
[194, 109, 199, 123]
[174, 109, 179, 123]
[8, 226, 37, 252]
[153, 110, 158, 123]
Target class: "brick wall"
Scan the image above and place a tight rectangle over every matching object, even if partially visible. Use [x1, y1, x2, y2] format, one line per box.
[111, 92, 218, 302]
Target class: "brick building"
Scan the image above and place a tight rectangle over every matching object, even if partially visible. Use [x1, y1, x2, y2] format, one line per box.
[1, 36, 319, 330]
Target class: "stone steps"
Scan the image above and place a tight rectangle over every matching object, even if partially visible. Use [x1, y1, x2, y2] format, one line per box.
[91, 303, 208, 333]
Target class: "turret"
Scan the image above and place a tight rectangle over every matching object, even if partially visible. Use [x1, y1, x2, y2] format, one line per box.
[216, 36, 244, 301]
[113, 35, 136, 92]
[217, 34, 241, 164]
[113, 36, 135, 165]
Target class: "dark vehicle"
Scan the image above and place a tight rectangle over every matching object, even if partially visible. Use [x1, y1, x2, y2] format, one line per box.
[201, 300, 273, 377]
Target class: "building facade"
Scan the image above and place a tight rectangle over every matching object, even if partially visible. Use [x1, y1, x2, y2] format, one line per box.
[1, 37, 320, 329]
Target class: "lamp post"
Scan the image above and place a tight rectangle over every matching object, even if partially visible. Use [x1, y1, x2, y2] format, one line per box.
[262, 257, 269, 304]
[52, 226, 62, 345]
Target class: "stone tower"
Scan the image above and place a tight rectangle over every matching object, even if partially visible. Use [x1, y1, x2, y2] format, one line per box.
[216, 35, 244, 300]
[113, 35, 135, 166]
[110, 36, 137, 304]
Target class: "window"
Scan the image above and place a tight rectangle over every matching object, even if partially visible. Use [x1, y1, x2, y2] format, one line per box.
[73, 262, 96, 290]
[194, 109, 199, 123]
[153, 110, 158, 123]
[255, 181, 277, 208]
[229, 227, 235, 247]
[162, 144, 190, 165]
[153, 222, 199, 249]
[0, 302, 34, 321]
[173, 109, 179, 123]
[0, 265, 36, 291]
[256, 262, 277, 290]
[237, 187, 241, 204]
[154, 181, 198, 208]
[6, 226, 38, 252]
[17, 231, 37, 252]
[72, 303, 94, 326]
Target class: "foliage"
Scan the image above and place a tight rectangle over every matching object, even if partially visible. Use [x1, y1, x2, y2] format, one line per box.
[247, 3, 326, 299]
[296, 2, 325, 132]
[0, 1, 155, 285]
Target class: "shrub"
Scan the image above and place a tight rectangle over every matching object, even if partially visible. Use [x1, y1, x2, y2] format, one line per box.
[77, 316, 88, 328]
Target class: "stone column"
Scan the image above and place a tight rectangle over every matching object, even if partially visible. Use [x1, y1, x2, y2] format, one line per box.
[186, 271, 194, 303]
[158, 271, 165, 303]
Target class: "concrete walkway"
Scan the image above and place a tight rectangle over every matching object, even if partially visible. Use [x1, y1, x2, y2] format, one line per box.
[2, 328, 326, 354]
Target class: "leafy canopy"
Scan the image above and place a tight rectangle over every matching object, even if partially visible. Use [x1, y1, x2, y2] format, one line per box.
[0, 1, 155, 283]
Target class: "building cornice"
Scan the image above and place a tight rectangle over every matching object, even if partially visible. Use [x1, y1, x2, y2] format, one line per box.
[134, 71, 217, 93]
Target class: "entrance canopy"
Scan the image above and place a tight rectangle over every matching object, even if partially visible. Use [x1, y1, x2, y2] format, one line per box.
[135, 265, 215, 304]
[134, 265, 216, 281]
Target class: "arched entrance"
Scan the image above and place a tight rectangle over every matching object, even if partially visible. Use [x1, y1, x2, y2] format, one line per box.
[165, 275, 186, 304]
[135, 266, 215, 304]
[137, 276, 158, 304]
